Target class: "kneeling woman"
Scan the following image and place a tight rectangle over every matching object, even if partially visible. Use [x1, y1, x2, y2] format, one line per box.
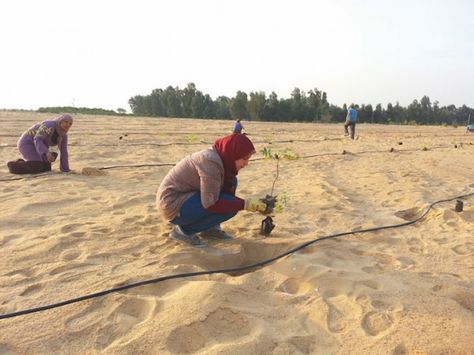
[157, 133, 267, 247]
[8, 115, 73, 174]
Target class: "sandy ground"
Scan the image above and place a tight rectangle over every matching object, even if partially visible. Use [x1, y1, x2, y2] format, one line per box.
[0, 111, 473, 354]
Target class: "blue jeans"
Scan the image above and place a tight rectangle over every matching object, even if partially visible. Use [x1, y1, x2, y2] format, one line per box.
[170, 179, 239, 235]
[171, 177, 237, 234]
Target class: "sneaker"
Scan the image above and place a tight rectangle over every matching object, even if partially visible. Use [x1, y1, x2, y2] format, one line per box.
[170, 226, 206, 248]
[200, 225, 234, 240]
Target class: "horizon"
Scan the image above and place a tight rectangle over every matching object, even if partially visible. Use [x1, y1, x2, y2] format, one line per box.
[1, 0, 473, 112]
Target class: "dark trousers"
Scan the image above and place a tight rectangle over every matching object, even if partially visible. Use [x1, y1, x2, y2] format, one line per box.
[344, 121, 356, 139]
[170, 178, 239, 234]
[7, 159, 51, 174]
[170, 192, 238, 234]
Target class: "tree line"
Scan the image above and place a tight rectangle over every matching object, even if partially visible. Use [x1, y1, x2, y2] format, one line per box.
[37, 106, 125, 116]
[129, 83, 473, 126]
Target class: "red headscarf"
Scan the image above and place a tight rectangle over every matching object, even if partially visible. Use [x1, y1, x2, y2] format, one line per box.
[214, 134, 255, 194]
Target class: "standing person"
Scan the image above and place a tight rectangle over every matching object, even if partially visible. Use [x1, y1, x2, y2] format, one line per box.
[7, 114, 73, 174]
[233, 119, 244, 134]
[156, 133, 268, 247]
[344, 105, 358, 139]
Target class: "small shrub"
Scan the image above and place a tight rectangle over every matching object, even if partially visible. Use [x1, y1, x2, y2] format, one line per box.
[274, 192, 289, 213]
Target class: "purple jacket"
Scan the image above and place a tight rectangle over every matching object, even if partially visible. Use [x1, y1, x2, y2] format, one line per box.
[18, 120, 70, 172]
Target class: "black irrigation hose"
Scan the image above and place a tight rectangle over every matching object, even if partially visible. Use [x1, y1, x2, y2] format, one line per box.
[2, 137, 471, 149]
[99, 163, 175, 170]
[1, 142, 473, 181]
[0, 191, 472, 320]
[0, 137, 341, 149]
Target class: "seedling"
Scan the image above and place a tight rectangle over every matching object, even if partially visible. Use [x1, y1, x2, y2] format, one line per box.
[259, 154, 280, 236]
[185, 134, 199, 143]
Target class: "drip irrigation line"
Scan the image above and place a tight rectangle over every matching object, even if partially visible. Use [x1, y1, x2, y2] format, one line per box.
[0, 137, 343, 149]
[99, 163, 176, 170]
[0, 191, 472, 320]
[1, 141, 472, 181]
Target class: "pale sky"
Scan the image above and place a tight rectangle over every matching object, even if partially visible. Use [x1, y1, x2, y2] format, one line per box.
[1, 0, 473, 112]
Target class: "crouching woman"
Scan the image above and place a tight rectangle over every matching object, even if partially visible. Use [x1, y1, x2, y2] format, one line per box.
[156, 133, 266, 247]
[7, 114, 73, 174]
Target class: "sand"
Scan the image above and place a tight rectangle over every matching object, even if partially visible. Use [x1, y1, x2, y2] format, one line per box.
[0, 111, 473, 354]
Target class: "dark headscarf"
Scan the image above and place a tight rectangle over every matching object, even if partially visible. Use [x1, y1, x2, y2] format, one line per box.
[214, 134, 255, 194]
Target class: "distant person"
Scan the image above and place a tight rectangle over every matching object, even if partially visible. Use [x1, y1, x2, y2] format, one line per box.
[7, 115, 73, 174]
[156, 133, 269, 247]
[233, 119, 244, 134]
[344, 105, 358, 139]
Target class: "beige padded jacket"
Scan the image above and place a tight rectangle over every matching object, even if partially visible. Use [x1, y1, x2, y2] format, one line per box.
[156, 147, 224, 221]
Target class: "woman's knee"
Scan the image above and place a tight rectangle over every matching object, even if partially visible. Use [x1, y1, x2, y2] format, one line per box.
[7, 160, 51, 174]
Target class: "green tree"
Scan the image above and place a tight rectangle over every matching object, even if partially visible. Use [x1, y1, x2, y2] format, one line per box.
[420, 95, 432, 124]
[214, 96, 231, 119]
[162, 86, 182, 117]
[129, 95, 152, 116]
[373, 103, 383, 123]
[230, 91, 248, 119]
[307, 88, 324, 121]
[263, 91, 279, 121]
[290, 88, 306, 121]
[247, 91, 266, 121]
[150, 89, 165, 116]
[407, 99, 422, 124]
[182, 82, 197, 117]
[202, 94, 214, 118]
[191, 91, 205, 118]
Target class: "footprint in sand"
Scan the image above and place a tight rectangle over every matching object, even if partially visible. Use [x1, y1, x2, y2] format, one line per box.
[60, 223, 83, 233]
[396, 256, 416, 269]
[361, 311, 395, 336]
[1, 234, 22, 247]
[276, 278, 312, 295]
[49, 263, 92, 276]
[123, 215, 141, 224]
[66, 301, 107, 332]
[94, 298, 156, 350]
[91, 226, 112, 233]
[349, 248, 367, 256]
[449, 289, 474, 311]
[452, 243, 473, 255]
[287, 335, 317, 354]
[5, 268, 36, 278]
[49, 237, 82, 255]
[355, 279, 381, 290]
[165, 307, 252, 353]
[60, 250, 82, 261]
[324, 294, 361, 333]
[394, 207, 421, 221]
[19, 283, 43, 296]
[326, 305, 347, 333]
[70, 231, 86, 238]
[392, 343, 440, 355]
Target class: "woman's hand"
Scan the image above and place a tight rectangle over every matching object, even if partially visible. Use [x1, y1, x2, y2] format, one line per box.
[46, 152, 57, 162]
[244, 198, 267, 213]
